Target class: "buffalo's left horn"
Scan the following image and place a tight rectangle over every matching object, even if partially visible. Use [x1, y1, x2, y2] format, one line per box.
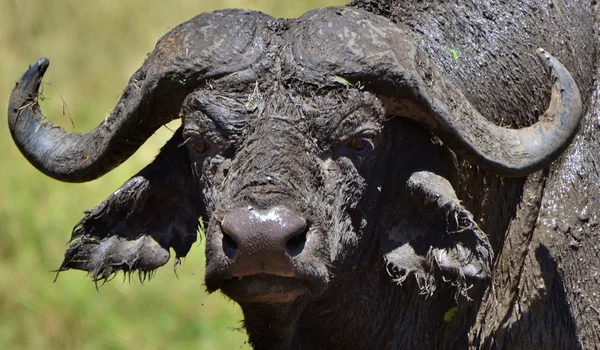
[8, 10, 269, 182]
[292, 8, 582, 177]
[392, 48, 581, 177]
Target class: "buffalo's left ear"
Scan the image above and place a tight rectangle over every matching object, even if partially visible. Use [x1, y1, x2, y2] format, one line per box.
[57, 128, 202, 283]
[380, 171, 493, 297]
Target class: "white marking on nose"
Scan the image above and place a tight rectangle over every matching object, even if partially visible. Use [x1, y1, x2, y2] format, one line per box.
[250, 207, 285, 225]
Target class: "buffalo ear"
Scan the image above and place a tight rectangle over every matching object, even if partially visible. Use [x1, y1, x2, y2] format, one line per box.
[57, 128, 202, 283]
[380, 171, 493, 297]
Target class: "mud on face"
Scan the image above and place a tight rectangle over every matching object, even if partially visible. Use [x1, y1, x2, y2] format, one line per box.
[181, 81, 390, 303]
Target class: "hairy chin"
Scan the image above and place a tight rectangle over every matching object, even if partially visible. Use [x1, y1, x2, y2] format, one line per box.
[214, 274, 313, 303]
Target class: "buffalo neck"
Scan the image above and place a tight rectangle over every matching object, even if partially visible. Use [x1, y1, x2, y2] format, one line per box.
[239, 256, 464, 349]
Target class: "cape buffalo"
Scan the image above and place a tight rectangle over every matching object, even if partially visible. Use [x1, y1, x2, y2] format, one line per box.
[8, 0, 600, 348]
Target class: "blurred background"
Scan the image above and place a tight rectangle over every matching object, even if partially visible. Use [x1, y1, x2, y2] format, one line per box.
[0, 0, 346, 349]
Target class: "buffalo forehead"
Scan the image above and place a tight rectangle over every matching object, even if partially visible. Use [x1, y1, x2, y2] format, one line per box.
[183, 85, 385, 148]
[163, 8, 400, 149]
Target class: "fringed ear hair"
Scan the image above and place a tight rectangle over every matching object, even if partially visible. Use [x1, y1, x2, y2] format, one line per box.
[380, 171, 493, 298]
[57, 129, 202, 284]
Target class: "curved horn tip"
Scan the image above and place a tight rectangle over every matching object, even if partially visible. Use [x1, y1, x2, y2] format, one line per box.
[535, 47, 557, 74]
[15, 57, 50, 94]
[32, 57, 50, 70]
[26, 57, 50, 79]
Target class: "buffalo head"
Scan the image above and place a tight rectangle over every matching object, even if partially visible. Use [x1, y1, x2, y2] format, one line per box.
[8, 8, 581, 306]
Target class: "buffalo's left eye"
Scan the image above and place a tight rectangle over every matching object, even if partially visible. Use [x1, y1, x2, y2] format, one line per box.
[189, 138, 210, 154]
[346, 137, 373, 153]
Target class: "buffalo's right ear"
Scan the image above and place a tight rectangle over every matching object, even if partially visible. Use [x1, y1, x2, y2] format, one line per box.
[57, 127, 203, 283]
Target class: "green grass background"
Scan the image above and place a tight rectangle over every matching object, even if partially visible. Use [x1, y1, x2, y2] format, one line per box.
[0, 1, 346, 348]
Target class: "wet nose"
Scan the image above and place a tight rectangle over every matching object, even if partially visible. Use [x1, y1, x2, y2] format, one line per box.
[220, 206, 308, 265]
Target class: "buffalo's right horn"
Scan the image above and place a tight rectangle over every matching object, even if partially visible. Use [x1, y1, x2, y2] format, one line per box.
[8, 10, 270, 183]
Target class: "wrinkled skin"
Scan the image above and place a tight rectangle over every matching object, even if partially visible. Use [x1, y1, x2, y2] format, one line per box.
[7, 1, 600, 349]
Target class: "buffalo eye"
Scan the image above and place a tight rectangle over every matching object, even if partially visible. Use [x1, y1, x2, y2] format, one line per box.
[188, 137, 210, 154]
[345, 137, 374, 154]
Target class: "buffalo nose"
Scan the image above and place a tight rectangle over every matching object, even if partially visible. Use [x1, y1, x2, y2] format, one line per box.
[220, 206, 308, 261]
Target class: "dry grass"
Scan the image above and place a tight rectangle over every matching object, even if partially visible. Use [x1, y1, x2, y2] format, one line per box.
[0, 0, 346, 349]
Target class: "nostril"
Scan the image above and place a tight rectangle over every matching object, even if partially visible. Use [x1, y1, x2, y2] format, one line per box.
[222, 233, 239, 259]
[286, 230, 307, 257]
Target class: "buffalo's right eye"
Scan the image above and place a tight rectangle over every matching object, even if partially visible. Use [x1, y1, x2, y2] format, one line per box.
[346, 137, 373, 153]
[189, 138, 210, 154]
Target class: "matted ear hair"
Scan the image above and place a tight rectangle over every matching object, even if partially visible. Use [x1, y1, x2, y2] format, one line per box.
[57, 127, 203, 283]
[380, 171, 493, 298]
